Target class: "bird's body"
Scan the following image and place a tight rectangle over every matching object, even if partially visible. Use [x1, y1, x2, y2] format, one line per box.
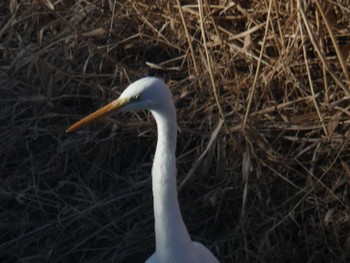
[67, 77, 219, 263]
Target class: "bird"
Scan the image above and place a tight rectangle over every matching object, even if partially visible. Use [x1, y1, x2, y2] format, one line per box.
[67, 77, 219, 263]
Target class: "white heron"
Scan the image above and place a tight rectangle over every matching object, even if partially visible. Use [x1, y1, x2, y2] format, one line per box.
[67, 77, 219, 263]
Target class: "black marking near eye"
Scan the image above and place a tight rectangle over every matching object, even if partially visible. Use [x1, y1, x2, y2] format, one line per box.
[130, 94, 142, 102]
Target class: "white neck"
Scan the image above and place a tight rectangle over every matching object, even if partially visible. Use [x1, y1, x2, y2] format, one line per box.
[151, 108, 193, 257]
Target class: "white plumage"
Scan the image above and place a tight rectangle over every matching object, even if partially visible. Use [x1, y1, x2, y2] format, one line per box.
[67, 77, 219, 263]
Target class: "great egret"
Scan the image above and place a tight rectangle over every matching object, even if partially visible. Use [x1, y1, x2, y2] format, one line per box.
[67, 77, 219, 263]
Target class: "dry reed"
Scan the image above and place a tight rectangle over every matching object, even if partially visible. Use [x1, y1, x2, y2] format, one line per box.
[1, 0, 350, 262]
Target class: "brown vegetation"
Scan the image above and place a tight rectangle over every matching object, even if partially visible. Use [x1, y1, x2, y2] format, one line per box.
[1, 0, 350, 262]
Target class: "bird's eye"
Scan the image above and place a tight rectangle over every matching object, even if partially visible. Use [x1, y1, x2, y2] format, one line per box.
[131, 95, 142, 102]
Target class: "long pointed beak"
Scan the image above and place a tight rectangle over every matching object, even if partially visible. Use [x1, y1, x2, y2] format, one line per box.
[66, 98, 129, 133]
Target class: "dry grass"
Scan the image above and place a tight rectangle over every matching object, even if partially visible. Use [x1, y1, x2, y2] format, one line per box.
[1, 0, 350, 262]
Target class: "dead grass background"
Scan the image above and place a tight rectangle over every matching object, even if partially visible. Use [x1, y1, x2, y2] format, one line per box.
[1, 0, 350, 262]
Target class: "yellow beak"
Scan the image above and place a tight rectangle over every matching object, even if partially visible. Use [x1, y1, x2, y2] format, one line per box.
[66, 98, 129, 133]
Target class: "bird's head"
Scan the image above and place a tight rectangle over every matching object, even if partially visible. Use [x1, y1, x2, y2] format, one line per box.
[66, 77, 173, 133]
[118, 77, 172, 112]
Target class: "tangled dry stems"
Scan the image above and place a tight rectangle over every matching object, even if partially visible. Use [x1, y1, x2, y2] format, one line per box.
[1, 0, 350, 262]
